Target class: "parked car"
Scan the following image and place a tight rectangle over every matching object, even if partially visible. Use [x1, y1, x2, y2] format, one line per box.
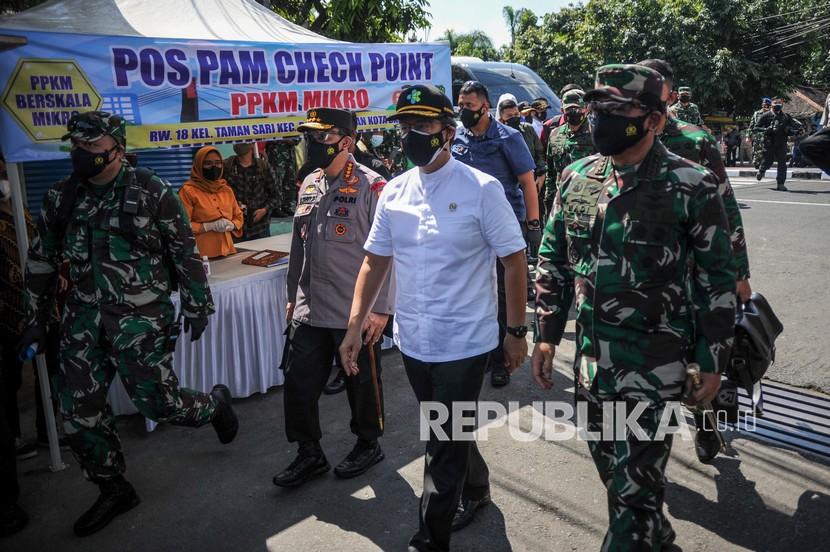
[451, 57, 561, 116]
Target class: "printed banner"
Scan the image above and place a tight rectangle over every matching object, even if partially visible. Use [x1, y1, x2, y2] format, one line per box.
[0, 30, 451, 162]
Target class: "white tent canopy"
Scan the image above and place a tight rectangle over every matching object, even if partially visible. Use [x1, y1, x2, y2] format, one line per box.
[0, 0, 339, 43]
[0, 0, 341, 472]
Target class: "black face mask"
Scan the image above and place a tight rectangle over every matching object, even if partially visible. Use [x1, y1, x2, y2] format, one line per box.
[307, 137, 344, 169]
[71, 146, 117, 179]
[459, 107, 484, 128]
[590, 112, 650, 156]
[402, 128, 447, 167]
[537, 110, 548, 121]
[772, 104, 783, 113]
[566, 111, 584, 126]
[680, 96, 691, 104]
[202, 166, 222, 181]
[505, 116, 521, 130]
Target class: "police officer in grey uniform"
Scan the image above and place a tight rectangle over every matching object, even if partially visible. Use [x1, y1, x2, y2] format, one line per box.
[273, 108, 394, 488]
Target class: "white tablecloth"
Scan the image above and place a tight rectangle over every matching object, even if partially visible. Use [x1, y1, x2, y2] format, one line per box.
[109, 235, 292, 429]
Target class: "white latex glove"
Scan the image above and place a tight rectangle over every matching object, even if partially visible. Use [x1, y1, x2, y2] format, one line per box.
[203, 218, 235, 233]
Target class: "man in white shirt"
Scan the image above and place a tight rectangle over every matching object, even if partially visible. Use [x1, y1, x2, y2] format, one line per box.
[339, 85, 529, 552]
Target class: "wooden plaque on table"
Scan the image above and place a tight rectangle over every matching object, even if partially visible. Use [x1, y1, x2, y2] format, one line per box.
[241, 250, 290, 267]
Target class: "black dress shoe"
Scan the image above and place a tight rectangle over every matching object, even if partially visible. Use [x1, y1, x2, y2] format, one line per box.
[0, 503, 28, 537]
[491, 370, 510, 387]
[695, 429, 720, 464]
[776, 184, 788, 191]
[211, 384, 239, 444]
[334, 441, 384, 479]
[323, 370, 346, 395]
[451, 493, 491, 532]
[273, 448, 330, 488]
[73, 476, 140, 537]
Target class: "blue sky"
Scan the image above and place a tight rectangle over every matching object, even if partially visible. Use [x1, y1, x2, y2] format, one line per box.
[423, 1, 574, 48]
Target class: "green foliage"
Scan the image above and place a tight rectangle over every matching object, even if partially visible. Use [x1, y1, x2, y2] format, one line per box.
[268, 0, 431, 43]
[510, 0, 830, 116]
[438, 29, 499, 61]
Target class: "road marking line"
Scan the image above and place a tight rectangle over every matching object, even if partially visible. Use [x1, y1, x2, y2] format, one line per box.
[737, 198, 830, 207]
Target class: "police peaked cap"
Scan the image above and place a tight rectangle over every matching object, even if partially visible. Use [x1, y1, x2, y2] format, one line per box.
[387, 84, 456, 125]
[298, 108, 357, 133]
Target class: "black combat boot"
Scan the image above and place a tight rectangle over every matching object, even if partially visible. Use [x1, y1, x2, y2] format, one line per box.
[323, 369, 347, 395]
[272, 441, 330, 488]
[334, 439, 384, 479]
[756, 170, 765, 181]
[776, 182, 788, 191]
[211, 384, 239, 444]
[73, 475, 139, 537]
[695, 428, 721, 464]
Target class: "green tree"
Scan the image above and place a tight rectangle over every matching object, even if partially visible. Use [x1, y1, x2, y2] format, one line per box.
[511, 0, 830, 116]
[438, 29, 499, 61]
[268, 0, 431, 43]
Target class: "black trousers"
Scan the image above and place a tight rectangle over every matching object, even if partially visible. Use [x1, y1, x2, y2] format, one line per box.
[0, 333, 23, 440]
[487, 261, 509, 377]
[403, 352, 490, 552]
[283, 322, 383, 445]
[0, 340, 19, 508]
[800, 127, 830, 174]
[726, 145, 738, 166]
[760, 144, 788, 184]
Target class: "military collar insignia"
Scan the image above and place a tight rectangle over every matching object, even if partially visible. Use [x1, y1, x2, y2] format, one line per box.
[340, 160, 360, 192]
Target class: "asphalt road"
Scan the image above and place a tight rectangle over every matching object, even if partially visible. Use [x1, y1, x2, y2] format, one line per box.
[730, 177, 830, 393]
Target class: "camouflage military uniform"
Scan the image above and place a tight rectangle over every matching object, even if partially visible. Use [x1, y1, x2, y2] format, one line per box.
[544, 118, 594, 211]
[224, 155, 280, 240]
[749, 108, 769, 169]
[536, 65, 736, 551]
[265, 140, 299, 216]
[668, 100, 703, 126]
[25, 164, 217, 481]
[661, 116, 750, 280]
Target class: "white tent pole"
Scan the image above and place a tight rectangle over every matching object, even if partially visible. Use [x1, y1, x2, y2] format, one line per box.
[8, 162, 28, 266]
[8, 162, 67, 471]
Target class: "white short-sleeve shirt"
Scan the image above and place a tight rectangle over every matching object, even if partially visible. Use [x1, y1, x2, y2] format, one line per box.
[364, 157, 526, 362]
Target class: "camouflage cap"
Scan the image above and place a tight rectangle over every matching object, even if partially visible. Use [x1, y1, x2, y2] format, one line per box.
[583, 64, 665, 112]
[678, 86, 692, 95]
[62, 111, 126, 145]
[562, 89, 585, 109]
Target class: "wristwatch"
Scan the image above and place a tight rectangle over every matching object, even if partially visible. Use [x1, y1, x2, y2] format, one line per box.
[506, 325, 529, 338]
[527, 219, 541, 230]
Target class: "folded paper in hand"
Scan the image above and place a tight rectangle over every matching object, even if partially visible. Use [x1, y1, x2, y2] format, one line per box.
[241, 250, 289, 267]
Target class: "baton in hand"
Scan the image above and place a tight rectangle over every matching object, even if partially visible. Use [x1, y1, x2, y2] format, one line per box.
[686, 363, 727, 454]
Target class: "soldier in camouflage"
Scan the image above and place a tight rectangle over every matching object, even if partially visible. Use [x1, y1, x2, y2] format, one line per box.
[544, 89, 595, 214]
[668, 86, 704, 126]
[265, 138, 299, 216]
[749, 98, 772, 169]
[17, 111, 239, 537]
[641, 58, 753, 463]
[531, 65, 737, 551]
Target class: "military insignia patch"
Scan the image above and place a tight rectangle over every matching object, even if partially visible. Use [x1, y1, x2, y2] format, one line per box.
[370, 180, 386, 198]
[333, 206, 349, 217]
[334, 223, 348, 236]
[295, 203, 313, 216]
[303, 185, 316, 194]
[339, 185, 358, 194]
[407, 89, 422, 104]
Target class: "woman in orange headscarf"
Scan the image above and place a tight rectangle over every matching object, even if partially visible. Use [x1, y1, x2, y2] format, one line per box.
[179, 146, 244, 258]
